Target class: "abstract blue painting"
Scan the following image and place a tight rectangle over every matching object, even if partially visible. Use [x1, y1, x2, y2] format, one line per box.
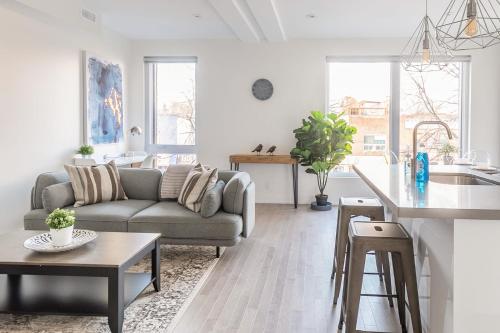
[84, 53, 124, 145]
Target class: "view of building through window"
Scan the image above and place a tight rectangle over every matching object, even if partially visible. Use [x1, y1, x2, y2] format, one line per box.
[153, 62, 197, 168]
[329, 61, 463, 170]
[329, 62, 391, 170]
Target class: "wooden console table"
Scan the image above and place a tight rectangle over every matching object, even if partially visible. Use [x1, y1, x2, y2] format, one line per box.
[229, 154, 299, 208]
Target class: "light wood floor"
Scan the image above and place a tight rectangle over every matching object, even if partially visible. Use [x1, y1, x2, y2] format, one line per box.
[173, 204, 401, 333]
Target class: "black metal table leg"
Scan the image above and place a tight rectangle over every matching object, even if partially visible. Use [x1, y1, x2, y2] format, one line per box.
[292, 163, 298, 208]
[108, 268, 124, 333]
[152, 239, 160, 292]
[235, 163, 240, 171]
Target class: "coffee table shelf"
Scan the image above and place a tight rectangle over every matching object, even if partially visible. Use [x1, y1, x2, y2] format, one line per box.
[0, 273, 152, 315]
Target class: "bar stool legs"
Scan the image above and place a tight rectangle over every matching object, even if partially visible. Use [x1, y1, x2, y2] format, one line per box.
[339, 221, 422, 333]
[392, 252, 407, 333]
[332, 207, 350, 304]
[401, 248, 423, 333]
[342, 242, 366, 333]
[332, 198, 392, 307]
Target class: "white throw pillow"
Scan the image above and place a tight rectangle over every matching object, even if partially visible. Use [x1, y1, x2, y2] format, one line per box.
[159, 164, 194, 200]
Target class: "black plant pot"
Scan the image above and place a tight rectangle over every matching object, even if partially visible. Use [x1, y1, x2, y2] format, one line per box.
[315, 194, 329, 206]
[311, 194, 332, 211]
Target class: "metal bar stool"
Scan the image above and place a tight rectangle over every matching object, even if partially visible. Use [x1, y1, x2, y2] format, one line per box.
[339, 221, 422, 333]
[332, 197, 392, 307]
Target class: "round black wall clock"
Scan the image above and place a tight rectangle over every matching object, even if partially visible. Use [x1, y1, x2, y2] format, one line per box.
[252, 79, 273, 101]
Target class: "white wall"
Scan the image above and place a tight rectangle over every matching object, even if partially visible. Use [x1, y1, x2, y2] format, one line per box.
[128, 39, 500, 205]
[467, 46, 500, 164]
[0, 1, 131, 233]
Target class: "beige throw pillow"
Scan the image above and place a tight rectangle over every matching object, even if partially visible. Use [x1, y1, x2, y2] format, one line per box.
[64, 160, 128, 207]
[160, 164, 194, 200]
[178, 163, 218, 213]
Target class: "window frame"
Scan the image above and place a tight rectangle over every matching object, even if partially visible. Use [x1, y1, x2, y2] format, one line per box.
[326, 55, 471, 174]
[144, 56, 198, 155]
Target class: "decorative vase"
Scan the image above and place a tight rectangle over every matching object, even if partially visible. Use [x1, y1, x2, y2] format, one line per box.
[50, 225, 74, 247]
[315, 194, 329, 206]
[443, 155, 454, 165]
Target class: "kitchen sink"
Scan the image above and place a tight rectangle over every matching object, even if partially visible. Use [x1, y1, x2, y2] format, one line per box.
[429, 173, 499, 186]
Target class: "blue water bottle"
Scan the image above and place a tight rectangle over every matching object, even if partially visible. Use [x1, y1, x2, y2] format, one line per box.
[415, 152, 429, 183]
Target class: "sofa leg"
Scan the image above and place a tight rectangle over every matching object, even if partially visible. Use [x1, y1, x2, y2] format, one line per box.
[216, 246, 221, 258]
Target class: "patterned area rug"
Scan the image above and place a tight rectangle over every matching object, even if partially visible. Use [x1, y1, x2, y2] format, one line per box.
[0, 245, 219, 333]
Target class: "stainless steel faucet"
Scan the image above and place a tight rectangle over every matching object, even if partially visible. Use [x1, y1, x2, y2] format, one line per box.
[412, 120, 453, 179]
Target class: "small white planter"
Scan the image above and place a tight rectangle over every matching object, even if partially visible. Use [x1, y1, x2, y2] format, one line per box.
[50, 225, 74, 247]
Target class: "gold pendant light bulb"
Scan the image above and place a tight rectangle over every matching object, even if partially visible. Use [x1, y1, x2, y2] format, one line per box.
[465, 17, 478, 37]
[422, 47, 431, 64]
[422, 31, 431, 64]
[465, 0, 479, 37]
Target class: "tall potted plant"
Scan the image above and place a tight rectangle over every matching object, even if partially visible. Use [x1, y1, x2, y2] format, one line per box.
[291, 111, 356, 210]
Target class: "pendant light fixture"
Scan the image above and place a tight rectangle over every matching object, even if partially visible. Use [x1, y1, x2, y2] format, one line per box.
[402, 0, 452, 72]
[436, 0, 500, 50]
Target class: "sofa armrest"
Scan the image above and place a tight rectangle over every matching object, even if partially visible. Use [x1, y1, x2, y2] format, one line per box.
[30, 186, 36, 210]
[242, 181, 255, 238]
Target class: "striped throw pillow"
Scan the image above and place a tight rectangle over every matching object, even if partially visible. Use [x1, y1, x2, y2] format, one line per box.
[160, 164, 194, 200]
[178, 163, 218, 212]
[64, 161, 128, 207]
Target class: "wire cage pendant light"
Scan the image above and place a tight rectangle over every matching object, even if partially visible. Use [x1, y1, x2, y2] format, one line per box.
[436, 0, 500, 50]
[402, 0, 453, 72]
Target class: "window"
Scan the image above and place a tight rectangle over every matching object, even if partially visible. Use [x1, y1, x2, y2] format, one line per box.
[327, 56, 470, 172]
[145, 57, 197, 168]
[364, 135, 386, 152]
[400, 64, 463, 163]
[329, 62, 391, 167]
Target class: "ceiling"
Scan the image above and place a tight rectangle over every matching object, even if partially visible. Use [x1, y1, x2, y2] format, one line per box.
[82, 0, 452, 41]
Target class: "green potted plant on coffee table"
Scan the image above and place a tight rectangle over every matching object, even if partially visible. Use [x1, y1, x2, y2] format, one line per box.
[291, 111, 356, 210]
[45, 208, 76, 247]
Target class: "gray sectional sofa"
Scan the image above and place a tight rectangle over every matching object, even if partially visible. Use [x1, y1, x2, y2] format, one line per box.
[24, 168, 255, 256]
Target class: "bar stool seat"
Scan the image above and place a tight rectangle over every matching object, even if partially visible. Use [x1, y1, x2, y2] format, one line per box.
[339, 221, 422, 333]
[332, 197, 392, 307]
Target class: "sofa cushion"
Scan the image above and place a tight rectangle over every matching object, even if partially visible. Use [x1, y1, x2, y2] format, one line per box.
[42, 182, 75, 212]
[201, 180, 225, 218]
[32, 172, 70, 209]
[64, 161, 128, 207]
[223, 172, 251, 214]
[119, 168, 162, 201]
[160, 164, 194, 200]
[178, 164, 218, 213]
[24, 199, 156, 232]
[129, 201, 243, 240]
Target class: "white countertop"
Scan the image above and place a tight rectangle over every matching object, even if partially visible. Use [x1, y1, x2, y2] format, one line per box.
[354, 163, 500, 219]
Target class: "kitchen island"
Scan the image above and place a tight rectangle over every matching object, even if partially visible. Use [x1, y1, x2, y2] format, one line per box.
[354, 163, 500, 333]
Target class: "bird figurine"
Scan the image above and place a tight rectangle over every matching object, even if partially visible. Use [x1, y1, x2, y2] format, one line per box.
[252, 144, 263, 155]
[266, 145, 277, 155]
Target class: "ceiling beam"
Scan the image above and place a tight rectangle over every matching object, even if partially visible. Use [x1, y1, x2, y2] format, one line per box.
[208, 0, 261, 42]
[246, 0, 286, 42]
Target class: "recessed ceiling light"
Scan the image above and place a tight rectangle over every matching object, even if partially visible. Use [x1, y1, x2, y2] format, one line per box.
[306, 13, 316, 19]
[193, 14, 202, 19]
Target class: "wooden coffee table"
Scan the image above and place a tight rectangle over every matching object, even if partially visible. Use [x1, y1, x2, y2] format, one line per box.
[0, 230, 161, 333]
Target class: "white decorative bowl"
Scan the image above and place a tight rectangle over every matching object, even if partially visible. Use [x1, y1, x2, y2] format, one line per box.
[24, 229, 98, 253]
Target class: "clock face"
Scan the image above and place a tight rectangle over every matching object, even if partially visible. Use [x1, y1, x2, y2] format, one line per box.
[252, 79, 273, 101]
